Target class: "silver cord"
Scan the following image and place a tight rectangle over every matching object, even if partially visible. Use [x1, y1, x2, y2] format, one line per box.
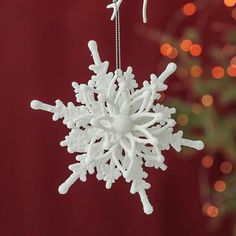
[114, 1, 121, 70]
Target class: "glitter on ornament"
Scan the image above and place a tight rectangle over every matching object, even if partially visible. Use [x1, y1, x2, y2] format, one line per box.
[31, 40, 204, 214]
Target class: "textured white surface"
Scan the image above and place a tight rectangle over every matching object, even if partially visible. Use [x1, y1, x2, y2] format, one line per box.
[31, 40, 204, 214]
[107, 0, 148, 23]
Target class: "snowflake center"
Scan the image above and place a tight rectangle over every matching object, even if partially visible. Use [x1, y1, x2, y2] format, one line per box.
[113, 114, 133, 134]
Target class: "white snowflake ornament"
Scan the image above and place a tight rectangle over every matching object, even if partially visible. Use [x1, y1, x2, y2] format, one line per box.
[31, 40, 204, 215]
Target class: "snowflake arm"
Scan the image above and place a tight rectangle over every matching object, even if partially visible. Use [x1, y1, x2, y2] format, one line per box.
[87, 41, 116, 99]
[126, 157, 153, 214]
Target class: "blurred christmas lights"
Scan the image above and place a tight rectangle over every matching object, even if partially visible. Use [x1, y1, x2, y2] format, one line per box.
[190, 44, 202, 57]
[227, 65, 236, 77]
[202, 203, 219, 218]
[182, 2, 197, 16]
[160, 43, 173, 56]
[214, 180, 227, 192]
[220, 161, 233, 174]
[206, 205, 219, 218]
[177, 113, 189, 126]
[201, 155, 214, 168]
[224, 0, 236, 7]
[142, 0, 236, 224]
[212, 66, 225, 79]
[201, 95, 214, 107]
[190, 65, 202, 78]
[168, 47, 178, 59]
[180, 39, 193, 52]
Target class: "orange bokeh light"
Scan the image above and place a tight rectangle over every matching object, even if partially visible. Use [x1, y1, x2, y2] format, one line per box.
[201, 155, 214, 168]
[206, 205, 219, 218]
[183, 3, 197, 16]
[180, 39, 193, 52]
[214, 180, 226, 192]
[190, 44, 202, 57]
[224, 0, 236, 7]
[227, 65, 236, 77]
[220, 161, 233, 174]
[201, 95, 214, 107]
[168, 47, 178, 59]
[190, 65, 202, 78]
[212, 66, 225, 79]
[160, 43, 173, 56]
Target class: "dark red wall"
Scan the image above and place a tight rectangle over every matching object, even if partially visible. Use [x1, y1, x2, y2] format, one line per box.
[0, 0, 231, 235]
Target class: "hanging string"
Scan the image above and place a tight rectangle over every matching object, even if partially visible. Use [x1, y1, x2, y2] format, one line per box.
[114, 0, 121, 70]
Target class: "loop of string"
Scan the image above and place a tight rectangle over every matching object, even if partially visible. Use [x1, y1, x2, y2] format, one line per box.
[114, 1, 121, 71]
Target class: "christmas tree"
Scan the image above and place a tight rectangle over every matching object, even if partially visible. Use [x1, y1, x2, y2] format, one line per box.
[137, 0, 236, 233]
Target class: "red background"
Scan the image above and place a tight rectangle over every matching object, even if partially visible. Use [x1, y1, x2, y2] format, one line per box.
[0, 0, 232, 235]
